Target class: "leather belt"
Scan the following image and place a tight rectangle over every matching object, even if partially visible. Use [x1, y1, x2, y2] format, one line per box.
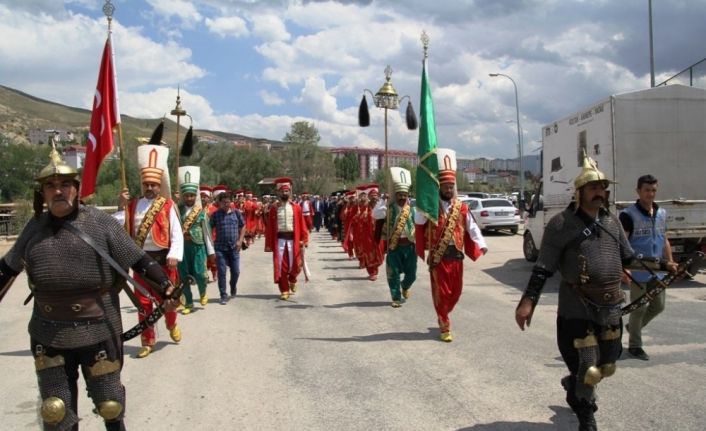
[571, 282, 624, 306]
[34, 287, 110, 320]
[278, 232, 295, 240]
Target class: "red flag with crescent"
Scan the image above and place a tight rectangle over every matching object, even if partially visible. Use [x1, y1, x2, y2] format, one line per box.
[81, 36, 120, 199]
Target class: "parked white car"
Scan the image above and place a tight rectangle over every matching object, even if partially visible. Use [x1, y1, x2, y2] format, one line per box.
[460, 197, 520, 235]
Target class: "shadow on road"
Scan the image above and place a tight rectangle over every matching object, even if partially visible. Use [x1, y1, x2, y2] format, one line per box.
[276, 303, 315, 309]
[300, 327, 437, 342]
[316, 251, 347, 254]
[481, 258, 533, 291]
[483, 258, 560, 294]
[0, 348, 32, 357]
[236, 293, 280, 301]
[326, 275, 372, 281]
[671, 277, 706, 288]
[457, 405, 575, 430]
[124, 340, 177, 358]
[324, 301, 390, 308]
[319, 257, 352, 262]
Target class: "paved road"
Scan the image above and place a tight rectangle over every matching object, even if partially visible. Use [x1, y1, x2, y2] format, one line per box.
[1, 231, 705, 430]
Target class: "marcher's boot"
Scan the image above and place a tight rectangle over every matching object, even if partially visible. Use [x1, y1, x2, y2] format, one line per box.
[575, 402, 598, 431]
[562, 375, 598, 431]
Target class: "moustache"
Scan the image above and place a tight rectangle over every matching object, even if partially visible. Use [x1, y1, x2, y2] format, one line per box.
[591, 196, 605, 202]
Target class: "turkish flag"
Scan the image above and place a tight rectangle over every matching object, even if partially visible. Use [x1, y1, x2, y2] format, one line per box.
[81, 36, 120, 199]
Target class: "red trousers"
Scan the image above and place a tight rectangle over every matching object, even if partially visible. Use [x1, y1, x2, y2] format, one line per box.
[134, 266, 178, 347]
[430, 258, 464, 333]
[278, 243, 298, 293]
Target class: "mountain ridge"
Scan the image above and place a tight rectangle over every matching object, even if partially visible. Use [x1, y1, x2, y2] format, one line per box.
[0, 84, 282, 147]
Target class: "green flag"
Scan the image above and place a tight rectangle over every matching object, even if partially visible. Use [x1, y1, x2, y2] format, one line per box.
[415, 58, 439, 224]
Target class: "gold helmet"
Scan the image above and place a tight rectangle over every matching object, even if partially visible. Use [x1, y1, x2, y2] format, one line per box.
[35, 145, 78, 183]
[574, 151, 611, 190]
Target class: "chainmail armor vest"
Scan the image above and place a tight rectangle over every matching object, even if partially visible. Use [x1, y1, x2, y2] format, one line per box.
[535, 206, 633, 320]
[4, 206, 145, 349]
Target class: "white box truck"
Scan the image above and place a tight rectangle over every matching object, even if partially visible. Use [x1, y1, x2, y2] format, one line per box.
[523, 84, 706, 270]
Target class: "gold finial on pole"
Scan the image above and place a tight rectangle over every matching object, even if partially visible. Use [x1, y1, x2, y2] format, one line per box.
[421, 31, 429, 59]
[171, 86, 187, 173]
[103, 0, 115, 31]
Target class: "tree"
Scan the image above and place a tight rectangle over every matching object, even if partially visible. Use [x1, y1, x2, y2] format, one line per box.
[197, 142, 281, 192]
[279, 122, 335, 195]
[283, 121, 321, 146]
[334, 152, 360, 182]
[0, 142, 47, 202]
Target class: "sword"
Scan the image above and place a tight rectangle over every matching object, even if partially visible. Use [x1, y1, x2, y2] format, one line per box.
[122, 275, 192, 341]
[302, 243, 311, 281]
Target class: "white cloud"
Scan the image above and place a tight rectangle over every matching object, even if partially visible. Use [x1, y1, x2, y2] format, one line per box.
[145, 0, 203, 26]
[251, 14, 290, 42]
[0, 5, 205, 111]
[259, 90, 284, 106]
[204, 15, 249, 38]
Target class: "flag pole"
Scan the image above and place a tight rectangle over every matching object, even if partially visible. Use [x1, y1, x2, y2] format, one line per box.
[104, 1, 127, 190]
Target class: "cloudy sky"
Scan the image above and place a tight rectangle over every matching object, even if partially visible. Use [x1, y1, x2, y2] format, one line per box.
[1, 0, 704, 159]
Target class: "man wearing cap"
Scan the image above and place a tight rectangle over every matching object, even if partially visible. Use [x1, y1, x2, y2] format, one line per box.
[177, 167, 216, 314]
[415, 149, 488, 342]
[255, 197, 266, 239]
[243, 191, 258, 247]
[515, 153, 634, 431]
[352, 185, 383, 280]
[374, 168, 417, 307]
[116, 144, 184, 358]
[0, 145, 179, 430]
[265, 177, 309, 300]
[200, 185, 213, 208]
[300, 192, 314, 232]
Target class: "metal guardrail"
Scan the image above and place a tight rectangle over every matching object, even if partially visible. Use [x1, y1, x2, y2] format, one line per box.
[657, 57, 706, 88]
[0, 204, 119, 238]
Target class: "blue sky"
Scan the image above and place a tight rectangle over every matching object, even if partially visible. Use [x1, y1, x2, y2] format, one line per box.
[1, 0, 705, 160]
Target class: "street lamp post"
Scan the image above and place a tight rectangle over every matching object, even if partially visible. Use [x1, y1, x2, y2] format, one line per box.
[489, 72, 524, 211]
[359, 66, 417, 172]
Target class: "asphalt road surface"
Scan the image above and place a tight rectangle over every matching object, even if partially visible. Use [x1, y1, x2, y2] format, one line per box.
[1, 230, 705, 430]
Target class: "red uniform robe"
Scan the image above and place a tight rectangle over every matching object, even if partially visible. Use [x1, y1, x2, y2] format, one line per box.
[264, 201, 310, 285]
[415, 200, 482, 333]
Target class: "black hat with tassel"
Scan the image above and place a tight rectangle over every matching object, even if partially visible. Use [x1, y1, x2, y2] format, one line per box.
[180, 114, 194, 157]
[148, 119, 165, 146]
[405, 100, 418, 130]
[358, 95, 370, 127]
